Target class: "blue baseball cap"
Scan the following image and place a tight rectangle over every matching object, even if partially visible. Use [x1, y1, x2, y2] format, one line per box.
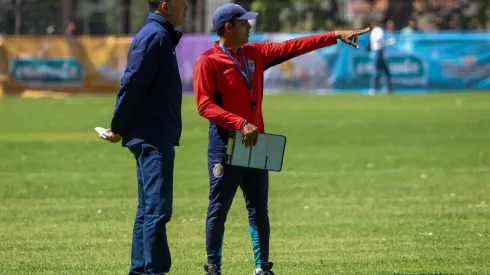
[212, 3, 259, 31]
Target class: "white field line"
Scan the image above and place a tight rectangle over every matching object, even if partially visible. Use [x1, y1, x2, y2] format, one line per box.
[0, 167, 489, 178]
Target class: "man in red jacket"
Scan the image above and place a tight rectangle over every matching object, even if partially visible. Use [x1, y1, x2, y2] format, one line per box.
[193, 4, 370, 275]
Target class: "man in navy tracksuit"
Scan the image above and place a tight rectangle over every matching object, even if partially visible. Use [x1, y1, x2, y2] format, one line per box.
[102, 1, 188, 274]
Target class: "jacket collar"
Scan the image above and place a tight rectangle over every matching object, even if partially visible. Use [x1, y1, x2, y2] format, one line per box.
[213, 41, 242, 56]
[147, 12, 182, 44]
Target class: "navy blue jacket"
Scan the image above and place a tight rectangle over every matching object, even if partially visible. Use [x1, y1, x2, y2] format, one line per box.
[111, 13, 183, 147]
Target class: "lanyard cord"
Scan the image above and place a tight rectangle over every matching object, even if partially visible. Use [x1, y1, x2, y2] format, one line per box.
[219, 43, 256, 110]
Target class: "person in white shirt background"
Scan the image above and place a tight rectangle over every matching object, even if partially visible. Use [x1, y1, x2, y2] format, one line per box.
[368, 19, 396, 95]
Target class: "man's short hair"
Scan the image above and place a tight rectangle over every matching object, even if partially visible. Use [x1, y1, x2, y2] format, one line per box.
[216, 20, 235, 36]
[149, 0, 173, 12]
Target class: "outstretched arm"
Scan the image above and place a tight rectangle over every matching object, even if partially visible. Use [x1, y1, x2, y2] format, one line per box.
[251, 28, 371, 70]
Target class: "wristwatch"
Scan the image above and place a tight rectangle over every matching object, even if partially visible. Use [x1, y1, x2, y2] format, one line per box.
[240, 120, 248, 131]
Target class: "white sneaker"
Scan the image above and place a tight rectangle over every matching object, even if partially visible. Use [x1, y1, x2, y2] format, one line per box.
[368, 89, 376, 96]
[253, 264, 275, 275]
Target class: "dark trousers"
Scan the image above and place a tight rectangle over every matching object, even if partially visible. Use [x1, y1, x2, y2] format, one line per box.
[370, 49, 393, 91]
[206, 156, 270, 269]
[128, 142, 175, 275]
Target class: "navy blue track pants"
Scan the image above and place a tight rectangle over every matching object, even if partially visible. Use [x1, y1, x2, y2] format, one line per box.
[206, 156, 270, 269]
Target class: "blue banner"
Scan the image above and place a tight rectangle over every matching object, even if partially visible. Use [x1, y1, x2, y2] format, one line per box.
[9, 58, 83, 85]
[246, 31, 490, 93]
[4, 32, 486, 94]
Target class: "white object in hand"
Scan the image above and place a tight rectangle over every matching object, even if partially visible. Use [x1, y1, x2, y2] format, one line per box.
[94, 127, 109, 139]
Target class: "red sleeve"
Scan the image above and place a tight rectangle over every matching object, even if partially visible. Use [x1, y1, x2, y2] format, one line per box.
[250, 32, 337, 70]
[193, 55, 247, 130]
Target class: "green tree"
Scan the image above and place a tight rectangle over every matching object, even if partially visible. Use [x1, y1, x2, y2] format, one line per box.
[301, 0, 347, 31]
[251, 0, 348, 33]
[251, 0, 293, 32]
[363, 0, 489, 30]
[474, 0, 489, 29]
[363, 0, 413, 30]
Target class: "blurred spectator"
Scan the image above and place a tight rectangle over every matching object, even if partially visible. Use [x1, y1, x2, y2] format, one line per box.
[386, 19, 395, 32]
[434, 17, 443, 31]
[41, 24, 56, 58]
[401, 17, 418, 34]
[449, 18, 461, 30]
[368, 19, 396, 95]
[65, 22, 77, 37]
[46, 25, 56, 35]
[400, 18, 417, 53]
[386, 19, 397, 44]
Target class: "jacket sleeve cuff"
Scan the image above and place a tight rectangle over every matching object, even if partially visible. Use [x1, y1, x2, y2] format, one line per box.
[110, 120, 125, 136]
[326, 31, 338, 44]
[237, 119, 248, 131]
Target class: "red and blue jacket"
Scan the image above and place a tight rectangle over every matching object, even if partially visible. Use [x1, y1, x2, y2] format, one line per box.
[193, 32, 337, 156]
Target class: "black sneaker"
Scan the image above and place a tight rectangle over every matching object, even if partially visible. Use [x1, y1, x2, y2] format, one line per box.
[253, 262, 275, 275]
[204, 264, 221, 275]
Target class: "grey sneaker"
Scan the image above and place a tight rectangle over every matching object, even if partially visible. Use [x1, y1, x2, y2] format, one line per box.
[253, 262, 275, 275]
[204, 264, 221, 275]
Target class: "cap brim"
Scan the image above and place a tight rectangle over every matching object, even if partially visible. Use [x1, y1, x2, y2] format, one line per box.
[237, 12, 258, 20]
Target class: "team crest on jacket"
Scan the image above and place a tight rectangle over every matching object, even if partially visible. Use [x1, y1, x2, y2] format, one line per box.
[213, 163, 224, 178]
[248, 60, 256, 72]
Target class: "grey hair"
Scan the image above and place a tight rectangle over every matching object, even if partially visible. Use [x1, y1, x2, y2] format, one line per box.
[148, 0, 174, 12]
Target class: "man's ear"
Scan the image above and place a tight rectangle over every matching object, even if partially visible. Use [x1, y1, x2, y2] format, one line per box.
[161, 1, 169, 12]
[225, 22, 233, 33]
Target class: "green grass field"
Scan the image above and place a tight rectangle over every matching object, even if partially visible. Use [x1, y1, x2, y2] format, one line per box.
[0, 92, 489, 275]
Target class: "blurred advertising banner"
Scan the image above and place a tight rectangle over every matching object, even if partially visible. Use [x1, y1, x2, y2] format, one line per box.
[338, 32, 490, 92]
[254, 31, 490, 92]
[0, 35, 212, 95]
[0, 36, 132, 94]
[0, 32, 489, 95]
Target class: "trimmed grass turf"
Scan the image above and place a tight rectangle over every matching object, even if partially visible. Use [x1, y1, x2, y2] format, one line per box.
[0, 92, 489, 274]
